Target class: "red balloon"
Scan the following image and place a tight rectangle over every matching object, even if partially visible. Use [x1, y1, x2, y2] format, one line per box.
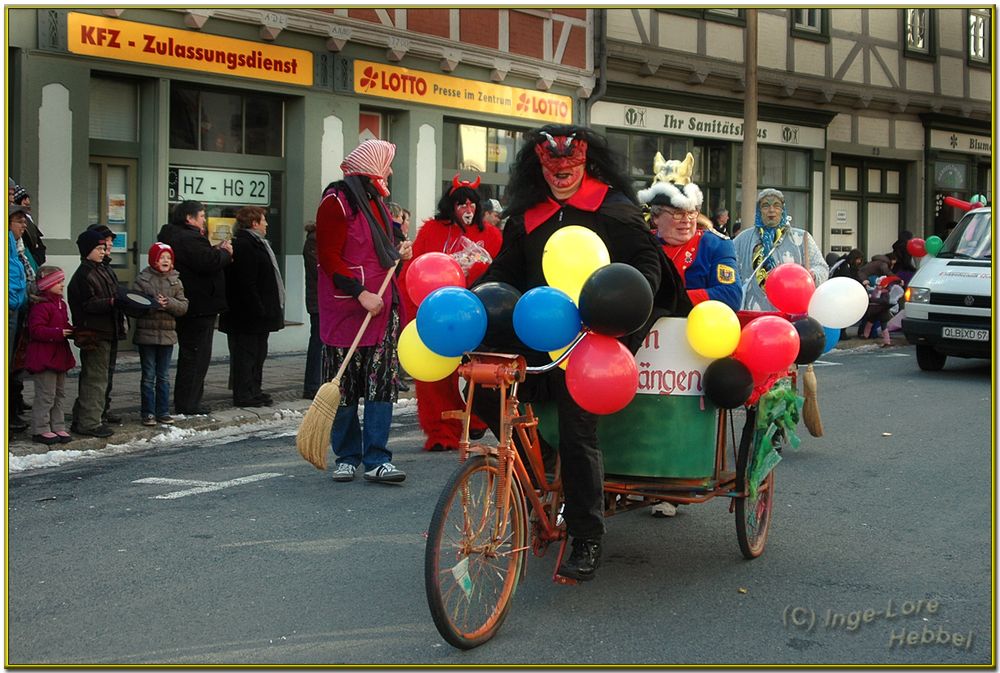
[732, 315, 801, 377]
[565, 333, 638, 415]
[764, 263, 816, 315]
[906, 237, 927, 258]
[405, 253, 465, 306]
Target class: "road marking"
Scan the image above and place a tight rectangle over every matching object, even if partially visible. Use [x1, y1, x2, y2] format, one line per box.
[133, 473, 283, 499]
[809, 360, 842, 367]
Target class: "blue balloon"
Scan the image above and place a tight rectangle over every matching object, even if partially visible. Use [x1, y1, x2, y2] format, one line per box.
[512, 286, 581, 352]
[822, 326, 840, 354]
[416, 286, 487, 357]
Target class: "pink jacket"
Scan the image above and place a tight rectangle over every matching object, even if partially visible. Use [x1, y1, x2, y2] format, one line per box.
[24, 294, 76, 374]
[316, 188, 398, 348]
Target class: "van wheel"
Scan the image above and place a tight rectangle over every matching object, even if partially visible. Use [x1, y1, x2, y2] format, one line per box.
[916, 345, 947, 371]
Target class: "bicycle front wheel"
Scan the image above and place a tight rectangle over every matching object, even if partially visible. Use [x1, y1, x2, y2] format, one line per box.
[424, 455, 528, 649]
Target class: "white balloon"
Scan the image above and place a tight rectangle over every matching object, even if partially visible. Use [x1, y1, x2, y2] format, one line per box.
[807, 277, 870, 329]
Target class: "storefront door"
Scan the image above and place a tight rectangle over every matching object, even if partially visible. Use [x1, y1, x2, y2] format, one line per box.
[89, 156, 139, 284]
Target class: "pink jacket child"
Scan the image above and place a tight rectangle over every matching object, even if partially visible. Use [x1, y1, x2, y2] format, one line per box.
[25, 267, 77, 445]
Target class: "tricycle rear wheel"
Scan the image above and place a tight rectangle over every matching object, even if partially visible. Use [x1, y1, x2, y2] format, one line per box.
[734, 407, 774, 559]
[424, 455, 528, 649]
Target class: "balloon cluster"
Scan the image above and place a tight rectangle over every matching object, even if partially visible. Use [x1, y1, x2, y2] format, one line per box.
[693, 262, 869, 409]
[906, 236, 943, 258]
[398, 226, 655, 416]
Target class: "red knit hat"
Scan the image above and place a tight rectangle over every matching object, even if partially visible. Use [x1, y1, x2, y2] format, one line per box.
[149, 242, 174, 269]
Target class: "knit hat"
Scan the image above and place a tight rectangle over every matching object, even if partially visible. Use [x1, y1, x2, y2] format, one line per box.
[36, 269, 65, 292]
[341, 139, 396, 197]
[12, 185, 29, 205]
[637, 152, 703, 210]
[148, 242, 174, 269]
[77, 229, 106, 257]
[87, 223, 115, 240]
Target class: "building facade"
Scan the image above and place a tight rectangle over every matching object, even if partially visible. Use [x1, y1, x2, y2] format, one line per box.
[7, 7, 593, 352]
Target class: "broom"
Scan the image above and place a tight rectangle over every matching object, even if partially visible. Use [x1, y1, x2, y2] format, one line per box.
[802, 363, 824, 437]
[297, 261, 398, 470]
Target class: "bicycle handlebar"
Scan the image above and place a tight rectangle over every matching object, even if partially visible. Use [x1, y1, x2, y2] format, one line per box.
[524, 331, 588, 375]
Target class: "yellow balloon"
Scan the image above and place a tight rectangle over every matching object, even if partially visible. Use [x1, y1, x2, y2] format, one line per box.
[685, 300, 741, 359]
[548, 343, 573, 371]
[398, 321, 461, 382]
[542, 225, 611, 303]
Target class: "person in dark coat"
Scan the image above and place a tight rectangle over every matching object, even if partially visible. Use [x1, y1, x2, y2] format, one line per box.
[157, 200, 233, 415]
[219, 206, 284, 407]
[470, 124, 681, 582]
[302, 221, 322, 399]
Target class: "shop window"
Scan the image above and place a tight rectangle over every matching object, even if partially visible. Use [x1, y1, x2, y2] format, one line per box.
[90, 77, 138, 142]
[170, 84, 284, 156]
[844, 166, 859, 192]
[830, 168, 840, 192]
[442, 121, 528, 206]
[867, 169, 882, 194]
[934, 161, 968, 191]
[885, 170, 900, 195]
[606, 130, 687, 194]
[734, 145, 811, 228]
[968, 9, 991, 67]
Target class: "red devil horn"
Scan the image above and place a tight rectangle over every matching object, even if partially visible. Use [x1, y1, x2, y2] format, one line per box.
[470, 176, 481, 190]
[452, 174, 462, 191]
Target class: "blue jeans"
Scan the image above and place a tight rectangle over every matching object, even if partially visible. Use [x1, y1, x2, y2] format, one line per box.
[303, 312, 323, 397]
[138, 344, 173, 418]
[329, 401, 393, 470]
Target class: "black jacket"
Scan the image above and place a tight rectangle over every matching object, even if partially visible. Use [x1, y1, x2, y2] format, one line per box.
[303, 229, 318, 315]
[68, 259, 125, 339]
[157, 222, 231, 317]
[475, 189, 685, 354]
[219, 228, 285, 334]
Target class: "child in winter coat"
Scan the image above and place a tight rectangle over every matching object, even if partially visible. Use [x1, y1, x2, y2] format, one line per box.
[132, 243, 189, 425]
[25, 266, 76, 445]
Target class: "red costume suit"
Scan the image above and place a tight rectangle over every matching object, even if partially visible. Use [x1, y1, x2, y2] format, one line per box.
[400, 217, 502, 451]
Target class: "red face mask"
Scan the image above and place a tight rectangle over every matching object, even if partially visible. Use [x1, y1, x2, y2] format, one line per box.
[534, 133, 588, 199]
[454, 199, 476, 226]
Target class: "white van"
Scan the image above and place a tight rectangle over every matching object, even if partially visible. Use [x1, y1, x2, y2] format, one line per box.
[902, 207, 992, 370]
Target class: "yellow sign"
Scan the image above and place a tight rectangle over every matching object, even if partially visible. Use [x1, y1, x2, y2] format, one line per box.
[207, 217, 235, 244]
[354, 60, 572, 124]
[67, 12, 313, 86]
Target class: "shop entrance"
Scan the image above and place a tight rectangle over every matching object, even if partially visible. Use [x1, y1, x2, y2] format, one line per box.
[89, 156, 139, 285]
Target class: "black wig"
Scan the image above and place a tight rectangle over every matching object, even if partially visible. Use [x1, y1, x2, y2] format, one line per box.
[433, 185, 485, 231]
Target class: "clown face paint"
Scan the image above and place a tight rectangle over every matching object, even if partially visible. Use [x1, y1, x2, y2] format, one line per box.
[454, 199, 476, 226]
[534, 134, 587, 200]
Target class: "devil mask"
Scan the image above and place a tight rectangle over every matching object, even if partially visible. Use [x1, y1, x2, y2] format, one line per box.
[534, 132, 588, 200]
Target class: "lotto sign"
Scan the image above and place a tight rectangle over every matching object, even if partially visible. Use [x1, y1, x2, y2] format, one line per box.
[354, 60, 572, 124]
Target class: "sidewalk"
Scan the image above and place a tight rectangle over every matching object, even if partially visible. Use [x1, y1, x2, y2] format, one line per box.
[7, 334, 897, 460]
[7, 349, 416, 459]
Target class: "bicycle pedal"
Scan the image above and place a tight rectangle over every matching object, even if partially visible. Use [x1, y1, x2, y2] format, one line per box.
[553, 573, 579, 586]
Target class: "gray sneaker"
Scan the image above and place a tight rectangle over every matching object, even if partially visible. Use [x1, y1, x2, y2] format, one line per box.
[331, 462, 357, 482]
[363, 462, 406, 483]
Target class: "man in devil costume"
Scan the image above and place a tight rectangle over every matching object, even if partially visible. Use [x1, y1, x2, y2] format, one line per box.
[471, 124, 686, 581]
[400, 174, 502, 451]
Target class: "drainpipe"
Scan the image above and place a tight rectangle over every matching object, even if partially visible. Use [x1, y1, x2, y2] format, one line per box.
[583, 8, 607, 126]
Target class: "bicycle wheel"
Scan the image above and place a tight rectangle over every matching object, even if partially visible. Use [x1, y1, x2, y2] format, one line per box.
[425, 455, 528, 649]
[735, 408, 775, 559]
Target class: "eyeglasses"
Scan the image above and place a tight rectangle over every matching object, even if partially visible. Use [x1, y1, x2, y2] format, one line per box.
[759, 200, 784, 210]
[654, 208, 698, 222]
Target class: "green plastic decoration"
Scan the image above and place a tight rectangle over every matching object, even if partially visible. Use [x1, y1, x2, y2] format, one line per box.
[748, 379, 803, 497]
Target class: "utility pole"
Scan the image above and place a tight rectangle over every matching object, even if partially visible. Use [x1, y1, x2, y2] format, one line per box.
[741, 9, 758, 233]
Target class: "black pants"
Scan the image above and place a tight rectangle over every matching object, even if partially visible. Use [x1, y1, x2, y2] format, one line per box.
[174, 314, 217, 412]
[227, 331, 269, 403]
[472, 366, 605, 540]
[103, 337, 118, 416]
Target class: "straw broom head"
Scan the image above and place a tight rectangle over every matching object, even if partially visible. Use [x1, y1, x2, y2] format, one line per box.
[802, 363, 824, 437]
[296, 378, 342, 470]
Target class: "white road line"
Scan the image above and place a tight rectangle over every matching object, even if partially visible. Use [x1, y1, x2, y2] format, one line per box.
[133, 473, 283, 499]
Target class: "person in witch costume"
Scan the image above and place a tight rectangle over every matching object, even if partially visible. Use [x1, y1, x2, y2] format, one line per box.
[639, 152, 742, 313]
[315, 139, 408, 484]
[399, 174, 502, 452]
[470, 124, 685, 582]
[733, 188, 828, 311]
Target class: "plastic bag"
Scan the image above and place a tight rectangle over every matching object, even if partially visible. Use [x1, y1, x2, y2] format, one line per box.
[449, 236, 493, 275]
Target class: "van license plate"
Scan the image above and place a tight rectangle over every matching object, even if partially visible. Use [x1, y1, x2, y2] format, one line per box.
[942, 327, 989, 341]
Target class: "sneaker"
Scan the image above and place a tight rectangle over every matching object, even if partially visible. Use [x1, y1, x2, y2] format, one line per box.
[331, 462, 357, 482]
[363, 462, 406, 483]
[156, 415, 175, 425]
[651, 501, 677, 518]
[102, 412, 123, 425]
[557, 537, 602, 581]
[142, 415, 157, 427]
[55, 431, 72, 444]
[76, 424, 114, 438]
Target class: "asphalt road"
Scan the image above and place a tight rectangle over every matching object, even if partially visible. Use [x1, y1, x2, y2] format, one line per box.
[7, 345, 993, 665]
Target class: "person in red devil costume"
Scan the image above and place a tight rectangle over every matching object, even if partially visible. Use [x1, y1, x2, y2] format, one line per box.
[470, 125, 686, 582]
[399, 174, 502, 452]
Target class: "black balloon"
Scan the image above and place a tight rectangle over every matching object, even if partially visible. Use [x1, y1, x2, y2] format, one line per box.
[793, 317, 826, 365]
[471, 282, 522, 346]
[703, 357, 754, 409]
[578, 263, 653, 337]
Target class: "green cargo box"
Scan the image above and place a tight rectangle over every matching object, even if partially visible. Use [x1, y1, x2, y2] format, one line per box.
[535, 394, 720, 479]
